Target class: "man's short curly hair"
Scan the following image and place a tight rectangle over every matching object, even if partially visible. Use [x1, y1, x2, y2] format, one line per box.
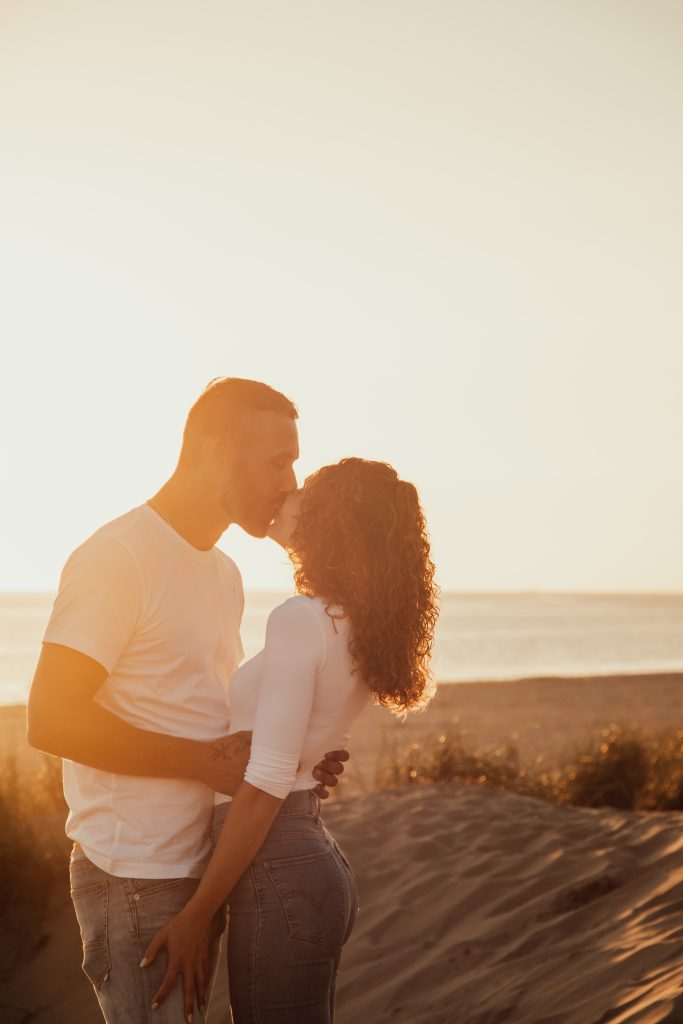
[289, 458, 439, 715]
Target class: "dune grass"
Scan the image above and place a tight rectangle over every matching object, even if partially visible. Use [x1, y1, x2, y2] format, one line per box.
[0, 752, 69, 941]
[375, 724, 683, 812]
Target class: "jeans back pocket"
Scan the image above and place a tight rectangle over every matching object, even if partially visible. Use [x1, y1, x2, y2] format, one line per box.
[70, 879, 111, 990]
[264, 847, 345, 946]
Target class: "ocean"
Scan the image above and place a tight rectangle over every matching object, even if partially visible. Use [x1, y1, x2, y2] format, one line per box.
[2, 591, 683, 707]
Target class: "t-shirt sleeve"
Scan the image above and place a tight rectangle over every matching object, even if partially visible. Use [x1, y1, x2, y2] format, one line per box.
[43, 536, 144, 674]
[244, 600, 326, 800]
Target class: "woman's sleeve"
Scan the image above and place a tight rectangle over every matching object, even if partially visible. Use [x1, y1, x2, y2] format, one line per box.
[244, 600, 327, 799]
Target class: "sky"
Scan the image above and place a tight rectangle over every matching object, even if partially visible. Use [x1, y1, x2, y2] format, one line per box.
[1, 0, 682, 592]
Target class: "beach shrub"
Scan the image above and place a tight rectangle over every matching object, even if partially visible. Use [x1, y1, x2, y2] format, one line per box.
[0, 751, 69, 971]
[376, 725, 683, 813]
[376, 731, 524, 791]
[564, 728, 651, 810]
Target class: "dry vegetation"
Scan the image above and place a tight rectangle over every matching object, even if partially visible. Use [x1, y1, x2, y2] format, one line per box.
[0, 752, 69, 978]
[375, 724, 683, 811]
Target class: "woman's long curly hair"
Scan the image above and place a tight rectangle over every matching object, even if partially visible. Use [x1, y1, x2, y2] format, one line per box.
[288, 458, 439, 715]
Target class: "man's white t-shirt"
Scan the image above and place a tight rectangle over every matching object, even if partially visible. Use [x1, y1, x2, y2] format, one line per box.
[43, 504, 244, 879]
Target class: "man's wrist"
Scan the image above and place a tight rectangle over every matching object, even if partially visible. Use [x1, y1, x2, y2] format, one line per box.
[184, 732, 253, 793]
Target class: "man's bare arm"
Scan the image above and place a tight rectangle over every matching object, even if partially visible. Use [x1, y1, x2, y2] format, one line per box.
[27, 643, 251, 795]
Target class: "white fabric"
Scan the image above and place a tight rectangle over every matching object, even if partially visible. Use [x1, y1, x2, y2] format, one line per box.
[223, 595, 372, 801]
[43, 505, 244, 879]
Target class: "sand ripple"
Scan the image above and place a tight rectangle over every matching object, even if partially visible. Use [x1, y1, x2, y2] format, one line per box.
[325, 784, 683, 1024]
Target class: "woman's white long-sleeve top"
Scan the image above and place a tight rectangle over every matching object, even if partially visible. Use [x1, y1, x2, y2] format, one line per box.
[223, 595, 372, 801]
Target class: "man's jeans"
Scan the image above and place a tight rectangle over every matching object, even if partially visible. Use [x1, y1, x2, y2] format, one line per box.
[69, 843, 226, 1024]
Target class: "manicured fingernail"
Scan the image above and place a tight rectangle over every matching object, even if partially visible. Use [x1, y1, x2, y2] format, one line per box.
[139, 957, 148, 967]
[151, 1003, 159, 1011]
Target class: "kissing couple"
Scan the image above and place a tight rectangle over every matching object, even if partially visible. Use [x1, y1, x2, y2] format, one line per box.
[28, 377, 438, 1023]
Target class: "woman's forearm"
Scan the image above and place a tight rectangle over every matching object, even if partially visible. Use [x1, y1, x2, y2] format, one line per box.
[187, 781, 283, 920]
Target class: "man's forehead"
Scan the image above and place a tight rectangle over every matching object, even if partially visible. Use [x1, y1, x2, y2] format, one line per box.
[241, 410, 299, 456]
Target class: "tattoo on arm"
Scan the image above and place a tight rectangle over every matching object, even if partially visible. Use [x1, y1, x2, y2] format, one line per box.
[210, 735, 250, 763]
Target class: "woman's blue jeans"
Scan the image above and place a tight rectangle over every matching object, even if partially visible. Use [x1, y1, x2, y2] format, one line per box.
[213, 789, 358, 1023]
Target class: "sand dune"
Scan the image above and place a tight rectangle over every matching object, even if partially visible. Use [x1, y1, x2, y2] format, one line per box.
[324, 784, 683, 1024]
[4, 781, 683, 1023]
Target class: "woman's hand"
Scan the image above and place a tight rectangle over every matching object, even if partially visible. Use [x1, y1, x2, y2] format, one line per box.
[141, 901, 212, 1021]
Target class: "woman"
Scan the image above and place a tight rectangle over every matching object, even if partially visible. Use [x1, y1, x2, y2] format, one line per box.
[142, 457, 438, 1022]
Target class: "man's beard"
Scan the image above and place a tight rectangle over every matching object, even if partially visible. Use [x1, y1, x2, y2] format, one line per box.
[220, 487, 273, 538]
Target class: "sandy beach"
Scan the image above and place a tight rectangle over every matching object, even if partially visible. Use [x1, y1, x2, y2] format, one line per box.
[2, 672, 683, 1023]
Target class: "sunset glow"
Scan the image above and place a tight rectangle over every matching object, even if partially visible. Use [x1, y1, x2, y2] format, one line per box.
[2, 0, 682, 593]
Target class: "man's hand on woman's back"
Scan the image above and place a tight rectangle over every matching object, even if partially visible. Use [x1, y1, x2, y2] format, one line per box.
[198, 740, 350, 799]
[312, 749, 350, 799]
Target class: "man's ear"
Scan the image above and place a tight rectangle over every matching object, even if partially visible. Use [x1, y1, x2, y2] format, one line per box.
[204, 434, 233, 468]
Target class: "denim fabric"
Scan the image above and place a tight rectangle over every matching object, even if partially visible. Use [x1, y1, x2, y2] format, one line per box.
[212, 790, 358, 1024]
[69, 844, 227, 1023]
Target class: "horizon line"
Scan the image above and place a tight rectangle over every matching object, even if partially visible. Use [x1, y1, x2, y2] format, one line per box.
[2, 588, 683, 598]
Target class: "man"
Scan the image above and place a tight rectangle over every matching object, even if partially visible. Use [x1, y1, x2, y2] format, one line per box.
[27, 378, 348, 1023]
